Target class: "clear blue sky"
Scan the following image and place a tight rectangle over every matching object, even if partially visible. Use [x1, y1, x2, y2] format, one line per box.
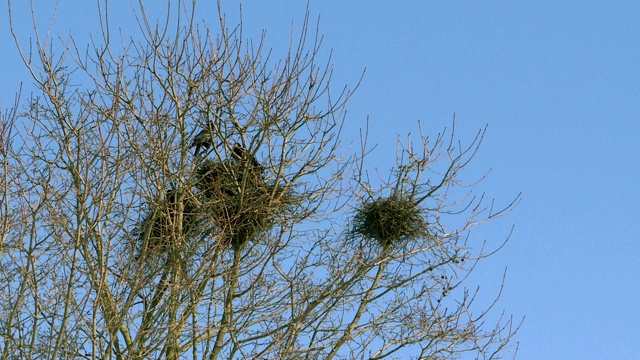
[2, 1, 639, 359]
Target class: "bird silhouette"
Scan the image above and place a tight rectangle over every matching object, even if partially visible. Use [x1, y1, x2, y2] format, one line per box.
[191, 128, 214, 156]
[232, 143, 262, 169]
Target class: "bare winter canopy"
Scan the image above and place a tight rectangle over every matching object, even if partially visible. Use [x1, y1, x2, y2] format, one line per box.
[0, 1, 522, 359]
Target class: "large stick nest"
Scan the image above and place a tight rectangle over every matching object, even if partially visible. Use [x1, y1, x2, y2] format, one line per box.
[135, 188, 201, 258]
[194, 156, 291, 251]
[135, 150, 293, 258]
[352, 195, 428, 248]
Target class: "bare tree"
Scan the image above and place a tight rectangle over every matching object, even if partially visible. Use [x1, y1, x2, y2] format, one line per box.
[1, 1, 522, 359]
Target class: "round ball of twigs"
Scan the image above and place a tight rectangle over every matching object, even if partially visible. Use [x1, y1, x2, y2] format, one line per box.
[352, 195, 428, 248]
[195, 158, 290, 251]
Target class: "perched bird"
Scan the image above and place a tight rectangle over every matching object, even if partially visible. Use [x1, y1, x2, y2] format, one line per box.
[232, 143, 262, 169]
[191, 128, 214, 156]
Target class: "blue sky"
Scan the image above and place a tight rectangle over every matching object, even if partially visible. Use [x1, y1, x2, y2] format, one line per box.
[2, 1, 639, 359]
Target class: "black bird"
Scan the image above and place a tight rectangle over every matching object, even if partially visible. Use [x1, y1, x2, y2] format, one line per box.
[232, 143, 262, 169]
[191, 128, 214, 156]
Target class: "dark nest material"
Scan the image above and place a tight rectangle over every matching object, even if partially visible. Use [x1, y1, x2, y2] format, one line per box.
[195, 154, 290, 251]
[135, 188, 200, 258]
[352, 195, 428, 248]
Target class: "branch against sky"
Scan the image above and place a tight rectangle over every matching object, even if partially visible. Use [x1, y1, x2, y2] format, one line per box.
[1, 1, 521, 359]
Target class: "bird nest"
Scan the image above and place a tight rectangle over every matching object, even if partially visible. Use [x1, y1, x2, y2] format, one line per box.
[352, 195, 428, 248]
[135, 189, 200, 258]
[195, 157, 289, 251]
[135, 147, 293, 258]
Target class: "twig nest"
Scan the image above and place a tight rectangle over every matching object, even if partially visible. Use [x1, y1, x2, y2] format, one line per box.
[352, 195, 428, 248]
[195, 158, 288, 251]
[136, 188, 199, 258]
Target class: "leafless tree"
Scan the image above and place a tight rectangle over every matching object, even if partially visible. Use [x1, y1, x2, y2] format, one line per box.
[1, 1, 522, 359]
